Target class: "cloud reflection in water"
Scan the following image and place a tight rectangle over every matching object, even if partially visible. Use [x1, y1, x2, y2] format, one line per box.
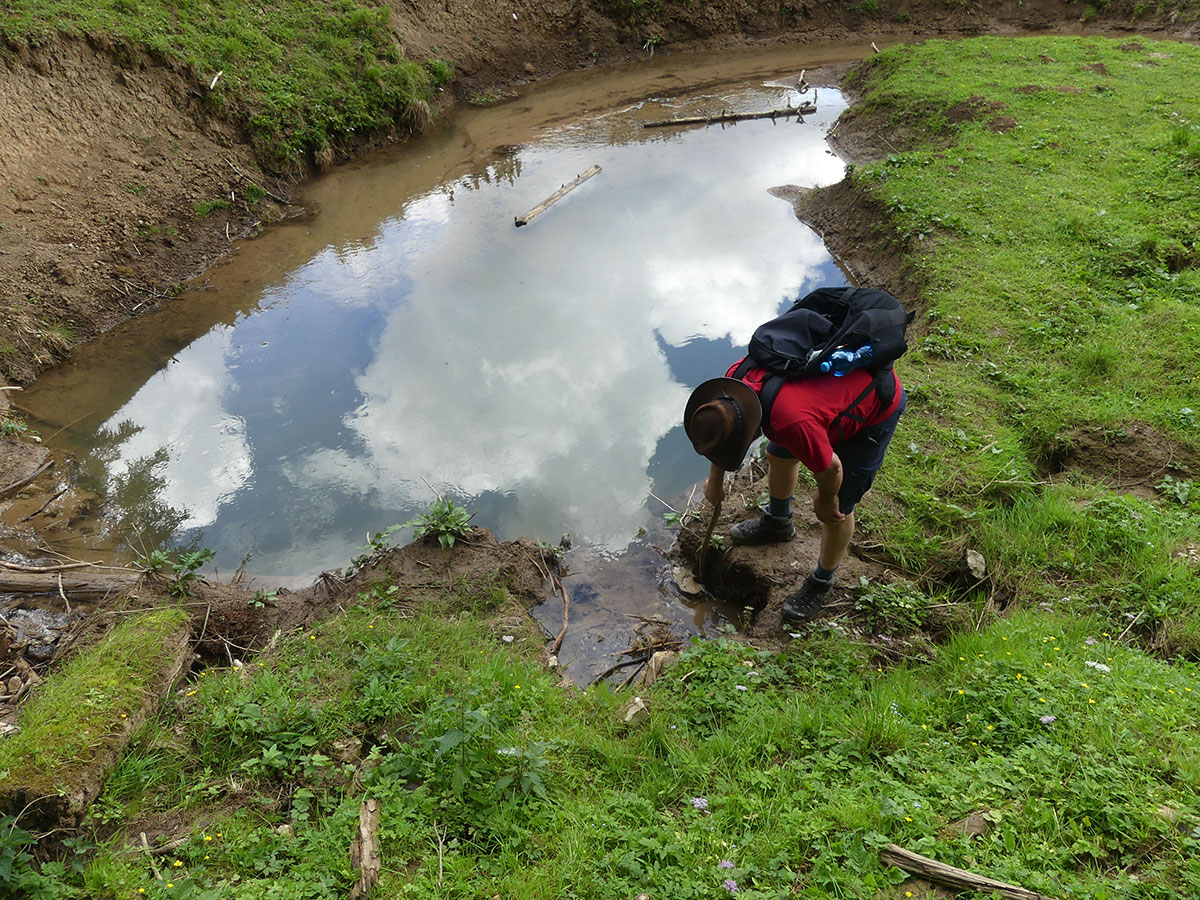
[92, 86, 848, 571]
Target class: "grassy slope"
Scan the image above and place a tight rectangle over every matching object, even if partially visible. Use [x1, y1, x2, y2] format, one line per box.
[0, 0, 452, 165]
[850, 37, 1200, 629]
[6, 31, 1200, 900]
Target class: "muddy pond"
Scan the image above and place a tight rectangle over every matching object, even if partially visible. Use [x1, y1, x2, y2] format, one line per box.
[24, 42, 882, 680]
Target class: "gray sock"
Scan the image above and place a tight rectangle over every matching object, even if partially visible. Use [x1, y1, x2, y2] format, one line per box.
[767, 495, 792, 519]
[812, 563, 836, 583]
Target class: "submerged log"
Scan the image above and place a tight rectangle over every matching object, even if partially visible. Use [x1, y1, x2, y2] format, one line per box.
[514, 164, 602, 227]
[642, 102, 817, 129]
[0, 570, 140, 599]
[879, 844, 1060, 900]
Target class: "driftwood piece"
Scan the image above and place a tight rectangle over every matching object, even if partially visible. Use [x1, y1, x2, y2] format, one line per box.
[642, 102, 817, 129]
[0, 560, 94, 573]
[0, 570, 139, 599]
[349, 799, 382, 900]
[0, 460, 53, 499]
[549, 576, 569, 656]
[696, 500, 721, 579]
[514, 164, 601, 227]
[879, 843, 1060, 900]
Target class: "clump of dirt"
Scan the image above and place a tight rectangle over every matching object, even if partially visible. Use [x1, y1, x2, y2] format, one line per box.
[946, 95, 1009, 123]
[169, 526, 558, 668]
[1042, 421, 1200, 499]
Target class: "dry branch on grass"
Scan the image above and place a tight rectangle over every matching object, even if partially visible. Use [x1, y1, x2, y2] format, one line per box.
[880, 843, 1060, 900]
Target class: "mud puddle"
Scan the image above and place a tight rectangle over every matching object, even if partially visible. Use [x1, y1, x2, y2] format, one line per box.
[17, 43, 882, 674]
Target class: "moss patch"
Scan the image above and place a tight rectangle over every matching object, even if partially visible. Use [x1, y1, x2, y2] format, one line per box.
[0, 606, 191, 828]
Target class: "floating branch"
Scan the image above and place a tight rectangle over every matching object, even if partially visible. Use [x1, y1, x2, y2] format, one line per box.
[514, 164, 602, 227]
[642, 101, 817, 129]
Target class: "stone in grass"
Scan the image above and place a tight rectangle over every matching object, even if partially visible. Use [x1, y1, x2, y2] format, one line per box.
[621, 696, 650, 727]
[0, 607, 192, 830]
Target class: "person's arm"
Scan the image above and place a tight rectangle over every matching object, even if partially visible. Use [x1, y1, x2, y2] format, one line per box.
[704, 463, 726, 505]
[811, 452, 845, 523]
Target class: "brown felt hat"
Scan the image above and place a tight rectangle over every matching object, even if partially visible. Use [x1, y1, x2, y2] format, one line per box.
[683, 377, 763, 472]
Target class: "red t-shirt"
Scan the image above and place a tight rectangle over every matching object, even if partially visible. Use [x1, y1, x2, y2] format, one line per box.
[726, 359, 903, 473]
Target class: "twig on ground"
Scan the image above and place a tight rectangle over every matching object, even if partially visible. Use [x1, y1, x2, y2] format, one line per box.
[1117, 609, 1143, 643]
[433, 822, 445, 886]
[549, 577, 569, 655]
[879, 843, 1059, 900]
[57, 573, 70, 617]
[139, 833, 164, 880]
[592, 655, 648, 683]
[225, 158, 289, 204]
[618, 659, 648, 690]
[0, 460, 53, 498]
[0, 559, 92, 573]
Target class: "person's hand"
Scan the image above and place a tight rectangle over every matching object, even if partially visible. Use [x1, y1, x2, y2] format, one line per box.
[705, 470, 726, 505]
[812, 492, 844, 524]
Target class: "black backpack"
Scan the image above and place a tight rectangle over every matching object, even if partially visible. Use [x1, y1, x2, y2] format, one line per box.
[730, 285, 914, 435]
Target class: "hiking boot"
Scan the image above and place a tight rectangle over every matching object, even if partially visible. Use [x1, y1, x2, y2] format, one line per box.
[780, 575, 834, 626]
[729, 514, 795, 546]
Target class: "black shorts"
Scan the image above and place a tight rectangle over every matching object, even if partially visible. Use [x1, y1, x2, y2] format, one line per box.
[766, 389, 907, 515]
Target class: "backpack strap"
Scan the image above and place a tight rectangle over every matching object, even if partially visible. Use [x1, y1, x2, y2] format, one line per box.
[757, 374, 785, 436]
[830, 369, 894, 444]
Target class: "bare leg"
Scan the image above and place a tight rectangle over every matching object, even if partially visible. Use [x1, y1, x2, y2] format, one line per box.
[818, 511, 855, 571]
[766, 451, 800, 503]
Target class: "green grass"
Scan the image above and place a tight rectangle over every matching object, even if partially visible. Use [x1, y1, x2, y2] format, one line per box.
[843, 37, 1200, 620]
[0, 607, 188, 791]
[0, 0, 454, 165]
[30, 593, 1200, 899]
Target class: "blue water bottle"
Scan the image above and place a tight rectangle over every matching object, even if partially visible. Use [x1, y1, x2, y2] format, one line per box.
[820, 344, 874, 376]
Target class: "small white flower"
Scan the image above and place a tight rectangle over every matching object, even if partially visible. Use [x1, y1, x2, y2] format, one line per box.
[502, 635, 514, 643]
[1085, 660, 1112, 674]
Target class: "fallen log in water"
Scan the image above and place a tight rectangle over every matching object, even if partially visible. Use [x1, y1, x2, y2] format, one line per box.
[514, 164, 602, 227]
[642, 101, 818, 129]
[0, 570, 140, 599]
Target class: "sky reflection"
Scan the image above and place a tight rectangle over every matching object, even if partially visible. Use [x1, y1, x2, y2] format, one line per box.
[42, 82, 849, 577]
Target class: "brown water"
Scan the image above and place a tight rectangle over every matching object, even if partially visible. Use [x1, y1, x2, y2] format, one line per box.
[23, 41, 884, 680]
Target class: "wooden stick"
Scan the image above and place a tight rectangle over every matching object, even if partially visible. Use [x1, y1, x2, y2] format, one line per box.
[592, 655, 647, 683]
[225, 158, 290, 204]
[0, 460, 53, 499]
[549, 577, 570, 656]
[514, 165, 601, 227]
[16, 487, 67, 523]
[433, 821, 445, 886]
[617, 659, 647, 690]
[696, 500, 721, 579]
[879, 844, 1060, 900]
[348, 799, 382, 900]
[0, 560, 94, 573]
[643, 103, 816, 129]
